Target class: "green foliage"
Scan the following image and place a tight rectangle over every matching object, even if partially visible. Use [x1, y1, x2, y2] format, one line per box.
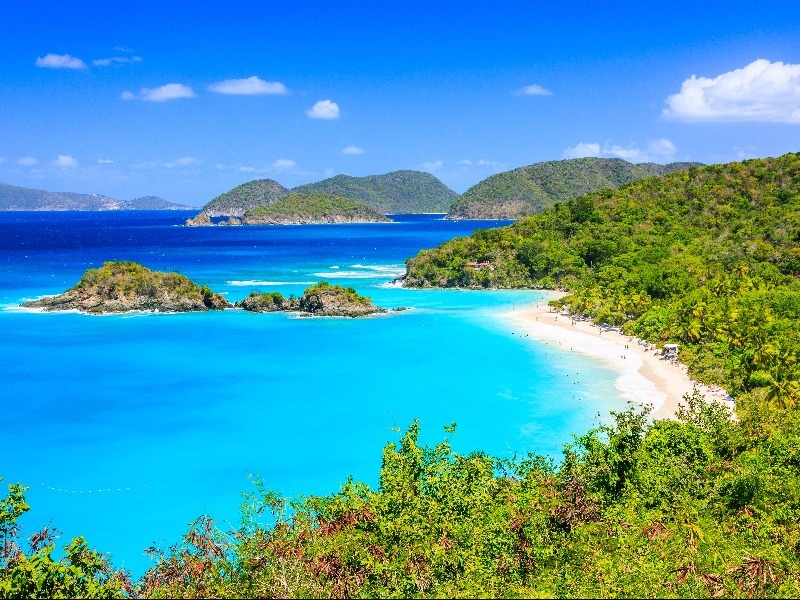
[448, 157, 702, 219]
[291, 170, 458, 214]
[242, 193, 389, 224]
[0, 479, 127, 598]
[137, 406, 800, 597]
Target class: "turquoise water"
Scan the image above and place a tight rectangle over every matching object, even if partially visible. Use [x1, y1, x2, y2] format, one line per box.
[0, 212, 624, 574]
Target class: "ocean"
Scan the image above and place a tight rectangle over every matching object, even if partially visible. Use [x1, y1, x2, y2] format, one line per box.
[0, 211, 625, 575]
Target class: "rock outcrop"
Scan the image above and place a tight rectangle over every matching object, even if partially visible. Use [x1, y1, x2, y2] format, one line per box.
[236, 282, 386, 317]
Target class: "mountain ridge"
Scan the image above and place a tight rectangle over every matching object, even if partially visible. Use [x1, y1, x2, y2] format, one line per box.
[0, 181, 188, 211]
[446, 157, 705, 219]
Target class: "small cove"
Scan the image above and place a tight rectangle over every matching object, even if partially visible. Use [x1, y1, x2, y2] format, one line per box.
[0, 211, 626, 574]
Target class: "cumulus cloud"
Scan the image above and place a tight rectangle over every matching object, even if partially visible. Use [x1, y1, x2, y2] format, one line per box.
[209, 76, 288, 95]
[96, 158, 114, 164]
[563, 143, 601, 159]
[342, 145, 364, 155]
[271, 159, 297, 169]
[35, 53, 87, 70]
[52, 155, 78, 168]
[421, 160, 444, 172]
[92, 55, 142, 67]
[517, 84, 552, 96]
[140, 83, 196, 102]
[663, 59, 800, 123]
[307, 99, 339, 119]
[17, 157, 39, 166]
[563, 139, 677, 162]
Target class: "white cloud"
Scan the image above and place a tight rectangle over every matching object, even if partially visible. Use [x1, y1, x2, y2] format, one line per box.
[140, 83, 195, 102]
[209, 76, 288, 95]
[272, 159, 297, 169]
[663, 59, 800, 123]
[96, 158, 114, 164]
[307, 99, 339, 119]
[120, 91, 136, 100]
[517, 84, 552, 96]
[457, 159, 505, 169]
[563, 142, 601, 159]
[17, 156, 39, 166]
[421, 160, 444, 172]
[0, 157, 6, 164]
[563, 139, 677, 163]
[342, 145, 364, 155]
[52, 155, 78, 168]
[92, 56, 142, 67]
[35, 53, 87, 70]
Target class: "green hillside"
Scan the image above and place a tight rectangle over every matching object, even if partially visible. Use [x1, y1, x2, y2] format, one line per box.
[242, 193, 390, 224]
[201, 178, 289, 216]
[405, 153, 800, 401]
[291, 170, 458, 213]
[447, 158, 703, 219]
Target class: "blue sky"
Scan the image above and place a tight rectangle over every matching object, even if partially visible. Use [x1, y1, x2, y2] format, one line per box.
[1, 1, 799, 206]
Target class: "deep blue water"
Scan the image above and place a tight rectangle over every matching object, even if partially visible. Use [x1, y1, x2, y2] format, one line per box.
[0, 211, 624, 575]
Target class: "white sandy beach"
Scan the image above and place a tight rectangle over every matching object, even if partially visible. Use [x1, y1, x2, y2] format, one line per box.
[505, 296, 733, 419]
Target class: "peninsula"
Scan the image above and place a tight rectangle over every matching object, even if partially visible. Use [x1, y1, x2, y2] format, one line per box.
[21, 261, 230, 313]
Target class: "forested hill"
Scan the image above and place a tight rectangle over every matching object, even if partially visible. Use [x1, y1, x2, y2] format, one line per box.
[290, 170, 458, 213]
[200, 178, 289, 216]
[447, 157, 702, 219]
[0, 182, 188, 210]
[405, 153, 800, 402]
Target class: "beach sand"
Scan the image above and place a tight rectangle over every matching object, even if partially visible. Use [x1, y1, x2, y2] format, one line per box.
[505, 297, 734, 419]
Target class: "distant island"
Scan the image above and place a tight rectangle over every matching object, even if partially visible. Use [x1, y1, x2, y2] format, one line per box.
[188, 193, 391, 226]
[191, 170, 458, 220]
[22, 262, 387, 317]
[446, 157, 703, 219]
[21, 261, 230, 313]
[0, 182, 190, 211]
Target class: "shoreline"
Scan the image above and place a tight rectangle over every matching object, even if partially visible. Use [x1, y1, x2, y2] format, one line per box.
[504, 295, 733, 419]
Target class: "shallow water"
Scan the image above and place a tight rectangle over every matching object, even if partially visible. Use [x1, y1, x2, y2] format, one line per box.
[0, 211, 624, 574]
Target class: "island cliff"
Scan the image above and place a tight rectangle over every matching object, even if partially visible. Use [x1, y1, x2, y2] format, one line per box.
[22, 261, 230, 313]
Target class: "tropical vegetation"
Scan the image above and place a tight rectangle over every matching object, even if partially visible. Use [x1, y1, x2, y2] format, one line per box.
[407, 153, 800, 406]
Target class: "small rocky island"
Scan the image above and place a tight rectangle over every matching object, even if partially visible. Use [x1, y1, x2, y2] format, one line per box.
[237, 281, 387, 317]
[186, 193, 390, 226]
[21, 261, 231, 313]
[22, 263, 389, 318]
